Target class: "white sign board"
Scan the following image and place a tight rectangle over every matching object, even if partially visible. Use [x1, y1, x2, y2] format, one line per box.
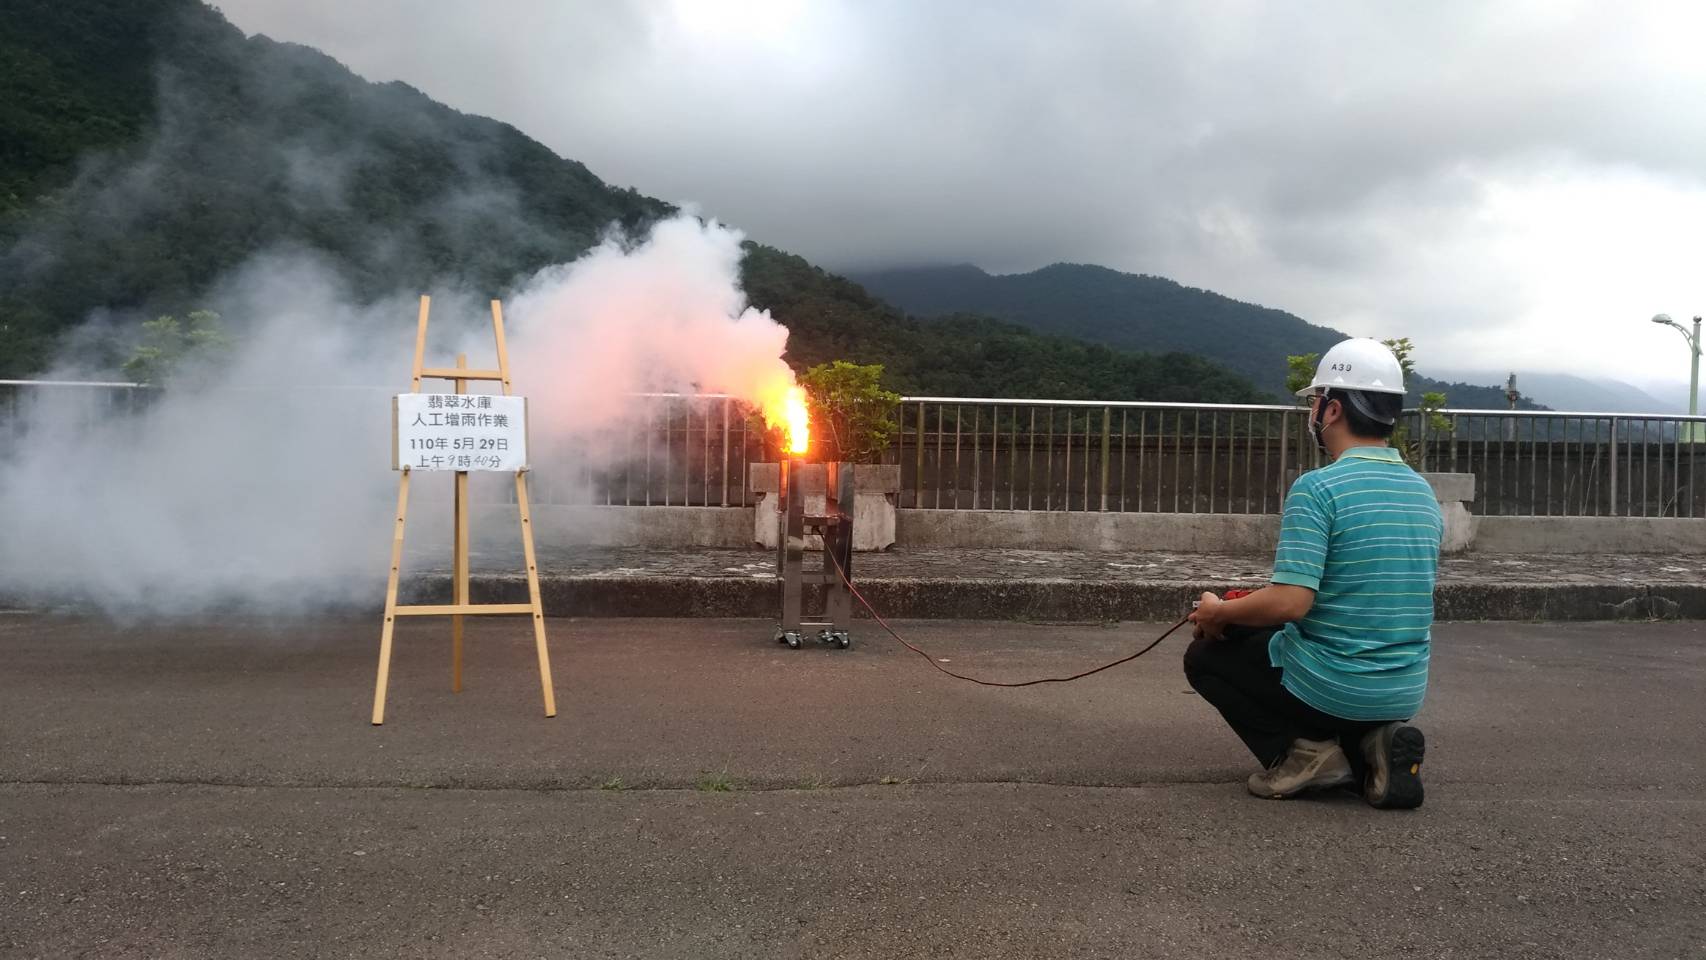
[393, 393, 529, 472]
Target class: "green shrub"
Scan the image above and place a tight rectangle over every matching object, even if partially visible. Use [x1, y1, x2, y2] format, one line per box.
[799, 360, 902, 464]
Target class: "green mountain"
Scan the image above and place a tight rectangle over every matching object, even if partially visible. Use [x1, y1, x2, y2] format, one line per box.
[739, 246, 1263, 400]
[0, 0, 1268, 405]
[0, 0, 669, 375]
[850, 263, 1543, 410]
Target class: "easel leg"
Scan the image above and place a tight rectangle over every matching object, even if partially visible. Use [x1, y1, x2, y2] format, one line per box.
[452, 469, 468, 691]
[373, 469, 413, 725]
[515, 471, 557, 717]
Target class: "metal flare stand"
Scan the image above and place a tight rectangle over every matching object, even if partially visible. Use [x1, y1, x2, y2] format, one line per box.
[774, 457, 854, 650]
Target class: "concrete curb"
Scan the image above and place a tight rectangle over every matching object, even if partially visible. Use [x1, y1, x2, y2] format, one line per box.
[7, 576, 1700, 623]
[418, 575, 1706, 622]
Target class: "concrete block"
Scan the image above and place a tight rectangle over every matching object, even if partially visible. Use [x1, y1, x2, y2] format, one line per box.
[468, 504, 753, 549]
[855, 464, 902, 494]
[1416, 473, 1480, 556]
[1473, 516, 1706, 555]
[896, 510, 1280, 553]
[750, 463, 898, 552]
[1438, 502, 1478, 555]
[754, 493, 897, 552]
[1421, 472, 1476, 503]
[748, 462, 782, 494]
[754, 492, 781, 549]
[854, 493, 897, 552]
[749, 462, 897, 495]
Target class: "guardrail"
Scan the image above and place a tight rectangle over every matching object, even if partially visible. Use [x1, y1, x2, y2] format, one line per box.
[0, 379, 152, 449]
[1422, 409, 1706, 518]
[896, 397, 1318, 514]
[533, 393, 770, 508]
[0, 380, 772, 508]
[6, 381, 1705, 517]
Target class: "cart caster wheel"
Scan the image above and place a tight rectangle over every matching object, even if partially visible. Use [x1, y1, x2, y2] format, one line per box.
[785, 633, 802, 650]
[836, 634, 851, 650]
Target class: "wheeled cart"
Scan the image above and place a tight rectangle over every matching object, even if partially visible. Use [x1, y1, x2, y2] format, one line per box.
[774, 457, 854, 650]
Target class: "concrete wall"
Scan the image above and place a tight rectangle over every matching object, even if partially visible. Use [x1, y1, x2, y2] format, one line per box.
[897, 509, 1280, 553]
[1420, 472, 1476, 555]
[1473, 516, 1706, 555]
[901, 509, 1706, 555]
[458, 504, 1706, 555]
[749, 463, 901, 551]
[468, 504, 753, 549]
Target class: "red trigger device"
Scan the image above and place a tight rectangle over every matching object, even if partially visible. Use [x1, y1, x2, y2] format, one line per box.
[1193, 588, 1253, 610]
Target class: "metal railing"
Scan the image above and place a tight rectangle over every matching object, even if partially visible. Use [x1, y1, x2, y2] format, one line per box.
[7, 380, 1706, 517]
[1419, 408, 1706, 518]
[530, 393, 772, 508]
[0, 381, 777, 509]
[0, 379, 152, 450]
[896, 398, 1317, 514]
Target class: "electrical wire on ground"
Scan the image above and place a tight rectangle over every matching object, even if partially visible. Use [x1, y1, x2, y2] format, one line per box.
[828, 553, 1192, 688]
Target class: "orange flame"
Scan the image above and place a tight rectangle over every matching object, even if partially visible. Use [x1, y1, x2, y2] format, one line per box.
[761, 384, 811, 455]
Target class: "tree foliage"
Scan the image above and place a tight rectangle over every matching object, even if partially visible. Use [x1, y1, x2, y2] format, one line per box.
[1380, 338, 1450, 468]
[1285, 353, 1319, 397]
[120, 309, 229, 385]
[799, 361, 902, 464]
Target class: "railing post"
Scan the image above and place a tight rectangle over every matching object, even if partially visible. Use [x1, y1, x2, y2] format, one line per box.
[1449, 414, 1459, 473]
[1608, 416, 1619, 516]
[1418, 409, 1429, 473]
[1099, 406, 1111, 512]
[915, 401, 926, 509]
[720, 398, 731, 507]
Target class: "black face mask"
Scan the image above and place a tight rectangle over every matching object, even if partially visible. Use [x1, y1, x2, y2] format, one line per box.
[1308, 394, 1330, 455]
[1311, 391, 1398, 456]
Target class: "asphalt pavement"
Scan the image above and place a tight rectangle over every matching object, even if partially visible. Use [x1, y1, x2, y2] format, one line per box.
[2, 614, 1703, 958]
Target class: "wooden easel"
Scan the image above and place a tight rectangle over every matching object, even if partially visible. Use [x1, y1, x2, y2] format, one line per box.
[372, 295, 557, 725]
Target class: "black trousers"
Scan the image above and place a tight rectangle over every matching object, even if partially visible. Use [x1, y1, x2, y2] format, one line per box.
[1182, 625, 1393, 774]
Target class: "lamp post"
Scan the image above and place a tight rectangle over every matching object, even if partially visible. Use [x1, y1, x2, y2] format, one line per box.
[1652, 313, 1703, 441]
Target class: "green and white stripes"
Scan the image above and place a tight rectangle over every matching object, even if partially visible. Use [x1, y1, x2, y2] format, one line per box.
[1269, 446, 1443, 721]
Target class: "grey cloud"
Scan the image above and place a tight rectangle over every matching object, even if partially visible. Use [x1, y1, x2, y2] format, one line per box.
[209, 0, 1706, 370]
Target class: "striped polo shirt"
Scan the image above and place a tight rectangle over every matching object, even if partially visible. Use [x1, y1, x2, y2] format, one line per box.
[1269, 445, 1443, 721]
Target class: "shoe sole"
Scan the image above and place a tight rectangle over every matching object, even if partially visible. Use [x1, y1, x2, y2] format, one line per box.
[1248, 767, 1355, 799]
[1368, 725, 1425, 810]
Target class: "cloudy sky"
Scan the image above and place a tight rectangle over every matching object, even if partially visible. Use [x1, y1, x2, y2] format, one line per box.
[216, 0, 1706, 390]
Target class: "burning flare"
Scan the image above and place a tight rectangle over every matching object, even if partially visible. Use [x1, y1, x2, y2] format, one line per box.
[761, 384, 811, 455]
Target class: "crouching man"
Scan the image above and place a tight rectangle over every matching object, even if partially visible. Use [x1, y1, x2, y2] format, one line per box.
[1185, 338, 1442, 809]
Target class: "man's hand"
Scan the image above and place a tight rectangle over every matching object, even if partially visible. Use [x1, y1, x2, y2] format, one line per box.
[1187, 584, 1316, 641]
[1189, 591, 1227, 641]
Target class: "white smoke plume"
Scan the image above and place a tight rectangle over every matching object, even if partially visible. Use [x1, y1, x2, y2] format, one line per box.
[0, 214, 797, 616]
[505, 215, 795, 435]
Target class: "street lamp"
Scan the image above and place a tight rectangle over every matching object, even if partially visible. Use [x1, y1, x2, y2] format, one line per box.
[1652, 312, 1703, 441]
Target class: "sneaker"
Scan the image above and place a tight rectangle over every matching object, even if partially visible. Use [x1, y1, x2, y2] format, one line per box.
[1247, 738, 1355, 799]
[1360, 723, 1426, 810]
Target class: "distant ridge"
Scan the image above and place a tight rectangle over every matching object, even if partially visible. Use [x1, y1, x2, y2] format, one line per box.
[851, 262, 1546, 409]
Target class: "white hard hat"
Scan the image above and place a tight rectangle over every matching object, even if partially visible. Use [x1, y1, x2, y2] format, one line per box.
[1296, 338, 1406, 397]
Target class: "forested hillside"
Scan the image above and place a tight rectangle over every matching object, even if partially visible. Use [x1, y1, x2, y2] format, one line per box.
[0, 0, 1264, 405]
[741, 245, 1264, 400]
[853, 263, 1545, 408]
[0, 0, 667, 374]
